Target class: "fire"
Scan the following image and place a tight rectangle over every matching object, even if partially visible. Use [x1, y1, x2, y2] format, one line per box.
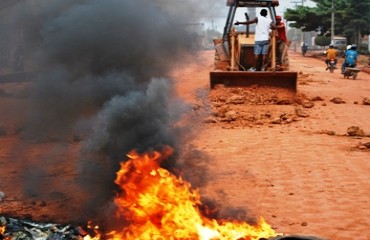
[106, 146, 278, 240]
[0, 226, 10, 240]
[0, 226, 5, 235]
[83, 221, 102, 240]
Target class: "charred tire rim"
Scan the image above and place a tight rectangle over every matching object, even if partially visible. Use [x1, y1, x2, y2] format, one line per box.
[268, 236, 327, 240]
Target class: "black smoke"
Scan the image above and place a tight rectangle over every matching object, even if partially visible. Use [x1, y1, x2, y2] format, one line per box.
[1, 0, 227, 225]
[20, 0, 192, 140]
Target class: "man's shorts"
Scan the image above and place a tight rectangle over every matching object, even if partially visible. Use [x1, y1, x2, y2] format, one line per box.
[254, 40, 269, 55]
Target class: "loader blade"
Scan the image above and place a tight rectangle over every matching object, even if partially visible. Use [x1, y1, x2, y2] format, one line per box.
[210, 71, 298, 92]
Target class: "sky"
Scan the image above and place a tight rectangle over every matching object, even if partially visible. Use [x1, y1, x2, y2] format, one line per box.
[278, 0, 316, 15]
[204, 0, 316, 31]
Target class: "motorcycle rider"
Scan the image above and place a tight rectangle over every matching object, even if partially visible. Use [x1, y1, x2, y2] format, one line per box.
[325, 44, 337, 70]
[342, 44, 358, 74]
[341, 45, 352, 73]
[301, 42, 308, 55]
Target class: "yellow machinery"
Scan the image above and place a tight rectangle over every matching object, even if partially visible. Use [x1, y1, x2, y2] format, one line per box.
[210, 0, 297, 91]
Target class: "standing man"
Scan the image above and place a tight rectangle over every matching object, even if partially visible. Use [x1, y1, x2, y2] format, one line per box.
[235, 9, 276, 71]
[275, 15, 288, 66]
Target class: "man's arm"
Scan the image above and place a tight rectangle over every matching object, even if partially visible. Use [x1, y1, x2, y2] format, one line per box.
[270, 22, 277, 30]
[235, 17, 257, 25]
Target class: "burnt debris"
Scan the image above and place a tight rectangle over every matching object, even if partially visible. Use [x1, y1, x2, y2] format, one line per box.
[0, 215, 101, 240]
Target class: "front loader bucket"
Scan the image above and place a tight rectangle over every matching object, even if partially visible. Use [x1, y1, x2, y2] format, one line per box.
[210, 71, 298, 92]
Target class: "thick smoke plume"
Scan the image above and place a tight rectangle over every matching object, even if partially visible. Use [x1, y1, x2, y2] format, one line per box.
[1, 0, 226, 223]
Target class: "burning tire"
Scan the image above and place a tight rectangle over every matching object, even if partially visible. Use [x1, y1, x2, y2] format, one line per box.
[268, 235, 327, 240]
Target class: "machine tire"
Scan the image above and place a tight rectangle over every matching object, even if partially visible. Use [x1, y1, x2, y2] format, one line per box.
[352, 72, 357, 80]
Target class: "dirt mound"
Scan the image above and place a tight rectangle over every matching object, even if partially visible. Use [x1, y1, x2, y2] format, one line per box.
[207, 85, 308, 127]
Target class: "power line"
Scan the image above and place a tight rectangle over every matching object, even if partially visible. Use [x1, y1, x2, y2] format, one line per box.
[290, 0, 306, 7]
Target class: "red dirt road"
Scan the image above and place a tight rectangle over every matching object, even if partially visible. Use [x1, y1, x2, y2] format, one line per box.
[1, 49, 370, 239]
[173, 50, 370, 240]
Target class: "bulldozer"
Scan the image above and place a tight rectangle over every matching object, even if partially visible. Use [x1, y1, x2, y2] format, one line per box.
[210, 0, 297, 91]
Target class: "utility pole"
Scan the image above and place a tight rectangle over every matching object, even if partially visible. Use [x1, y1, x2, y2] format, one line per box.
[331, 0, 334, 42]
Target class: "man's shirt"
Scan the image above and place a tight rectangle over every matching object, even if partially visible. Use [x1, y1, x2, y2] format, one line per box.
[326, 48, 337, 59]
[345, 50, 358, 65]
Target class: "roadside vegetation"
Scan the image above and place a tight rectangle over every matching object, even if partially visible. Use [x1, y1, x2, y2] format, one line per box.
[285, 0, 370, 53]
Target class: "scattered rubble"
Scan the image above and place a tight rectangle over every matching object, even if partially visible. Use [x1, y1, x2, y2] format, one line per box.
[363, 97, 370, 105]
[363, 142, 370, 148]
[301, 101, 314, 108]
[310, 96, 324, 101]
[357, 142, 370, 150]
[330, 97, 346, 104]
[295, 107, 309, 118]
[318, 130, 336, 136]
[347, 126, 366, 137]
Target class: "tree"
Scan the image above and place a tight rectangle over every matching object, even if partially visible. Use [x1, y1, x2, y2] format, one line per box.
[285, 6, 323, 33]
[339, 0, 370, 46]
[284, 0, 370, 48]
[315, 36, 331, 47]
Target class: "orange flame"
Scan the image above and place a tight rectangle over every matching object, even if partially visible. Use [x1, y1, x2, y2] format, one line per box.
[106, 146, 278, 240]
[0, 225, 10, 240]
[83, 221, 102, 240]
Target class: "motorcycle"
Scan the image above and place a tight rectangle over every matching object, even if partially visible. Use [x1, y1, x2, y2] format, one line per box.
[343, 67, 360, 80]
[301, 45, 308, 56]
[327, 59, 336, 73]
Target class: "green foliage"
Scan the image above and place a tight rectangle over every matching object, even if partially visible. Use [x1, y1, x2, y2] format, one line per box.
[284, 0, 370, 46]
[285, 6, 321, 32]
[315, 36, 331, 47]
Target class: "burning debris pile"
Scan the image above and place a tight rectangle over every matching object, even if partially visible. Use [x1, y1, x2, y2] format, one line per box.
[105, 147, 278, 239]
[0, 147, 277, 240]
[0, 146, 328, 240]
[0, 216, 101, 240]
